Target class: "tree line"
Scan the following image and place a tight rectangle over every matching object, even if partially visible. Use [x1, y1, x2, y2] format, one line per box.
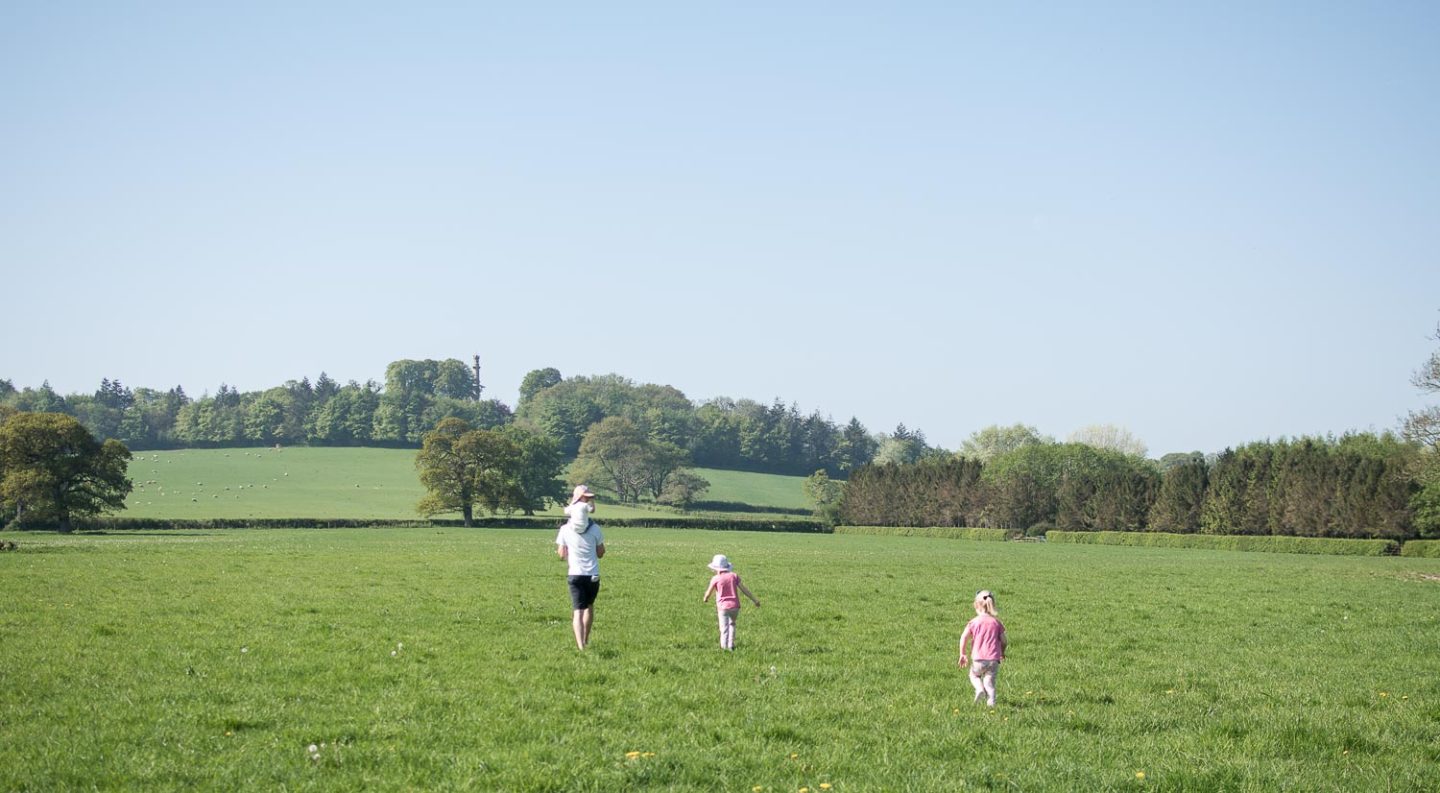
[840, 433, 1425, 540]
[0, 361, 902, 476]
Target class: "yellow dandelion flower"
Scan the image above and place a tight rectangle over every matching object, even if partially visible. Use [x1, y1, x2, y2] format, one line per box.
[1342, 750, 1350, 756]
[1135, 771, 1146, 780]
[789, 753, 799, 760]
[800, 788, 809, 793]
[1379, 692, 1389, 698]
[1165, 689, 1175, 695]
[820, 784, 832, 790]
[642, 752, 655, 758]
[754, 787, 764, 792]
[1402, 695, 1409, 700]
[625, 751, 641, 760]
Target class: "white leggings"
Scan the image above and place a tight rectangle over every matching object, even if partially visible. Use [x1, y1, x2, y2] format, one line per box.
[968, 659, 1000, 705]
[717, 608, 739, 649]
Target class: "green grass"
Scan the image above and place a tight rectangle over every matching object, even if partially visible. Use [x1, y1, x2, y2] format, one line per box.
[687, 468, 815, 511]
[3, 528, 1438, 790]
[120, 447, 813, 521]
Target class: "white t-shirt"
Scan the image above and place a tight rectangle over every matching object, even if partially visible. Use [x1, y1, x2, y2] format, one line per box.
[556, 502, 603, 576]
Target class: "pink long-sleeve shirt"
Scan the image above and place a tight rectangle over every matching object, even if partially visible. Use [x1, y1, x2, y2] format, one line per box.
[959, 614, 1006, 661]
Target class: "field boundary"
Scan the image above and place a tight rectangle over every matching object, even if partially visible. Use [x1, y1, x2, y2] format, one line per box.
[1400, 539, 1440, 558]
[17, 516, 830, 534]
[1047, 530, 1399, 556]
[834, 525, 1008, 541]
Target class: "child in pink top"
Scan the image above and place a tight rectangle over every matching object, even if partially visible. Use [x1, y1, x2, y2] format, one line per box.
[958, 589, 1008, 707]
[701, 554, 760, 650]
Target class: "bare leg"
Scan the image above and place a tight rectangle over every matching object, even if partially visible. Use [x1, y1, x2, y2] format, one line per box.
[983, 672, 997, 707]
[580, 607, 594, 647]
[968, 670, 985, 703]
[572, 610, 588, 650]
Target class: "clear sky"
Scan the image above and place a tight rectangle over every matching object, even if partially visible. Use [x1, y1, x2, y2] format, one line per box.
[3, 1, 1438, 456]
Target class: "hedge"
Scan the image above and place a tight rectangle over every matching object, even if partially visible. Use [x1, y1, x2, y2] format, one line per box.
[1399, 540, 1440, 558]
[1046, 531, 1398, 557]
[47, 516, 829, 534]
[834, 526, 1008, 542]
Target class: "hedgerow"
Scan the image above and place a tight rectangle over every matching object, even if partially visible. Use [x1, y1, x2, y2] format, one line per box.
[1046, 530, 1398, 556]
[834, 525, 1008, 541]
[1399, 540, 1440, 558]
[56, 516, 829, 534]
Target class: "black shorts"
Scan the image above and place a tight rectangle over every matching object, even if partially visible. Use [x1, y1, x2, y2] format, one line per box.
[567, 575, 601, 610]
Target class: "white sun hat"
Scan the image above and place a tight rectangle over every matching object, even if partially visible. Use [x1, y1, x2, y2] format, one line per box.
[707, 554, 732, 572]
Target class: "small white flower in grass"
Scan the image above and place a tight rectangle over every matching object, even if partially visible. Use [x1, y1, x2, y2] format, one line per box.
[391, 650, 397, 657]
[241, 647, 249, 654]
[308, 744, 319, 753]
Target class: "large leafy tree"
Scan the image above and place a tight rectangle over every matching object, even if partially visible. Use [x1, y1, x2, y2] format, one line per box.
[571, 416, 654, 503]
[0, 412, 132, 533]
[959, 423, 1053, 462]
[571, 416, 701, 504]
[498, 424, 566, 515]
[517, 367, 563, 408]
[378, 359, 484, 443]
[1067, 424, 1148, 459]
[415, 417, 522, 526]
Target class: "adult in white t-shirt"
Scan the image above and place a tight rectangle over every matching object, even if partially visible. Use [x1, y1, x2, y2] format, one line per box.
[555, 485, 605, 650]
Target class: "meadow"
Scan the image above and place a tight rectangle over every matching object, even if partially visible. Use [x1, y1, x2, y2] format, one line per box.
[2, 527, 1438, 791]
[119, 447, 814, 521]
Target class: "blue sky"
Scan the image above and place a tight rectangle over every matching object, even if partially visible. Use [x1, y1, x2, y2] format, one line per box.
[3, 1, 1437, 456]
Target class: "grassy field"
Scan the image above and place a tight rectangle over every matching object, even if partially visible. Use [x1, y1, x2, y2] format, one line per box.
[119, 447, 814, 520]
[2, 528, 1438, 790]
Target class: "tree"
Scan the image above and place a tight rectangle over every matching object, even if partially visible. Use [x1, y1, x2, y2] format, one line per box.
[657, 470, 710, 510]
[1067, 424, 1148, 458]
[803, 469, 844, 525]
[309, 381, 380, 444]
[314, 372, 340, 401]
[1148, 457, 1208, 532]
[835, 417, 878, 472]
[1403, 321, 1440, 537]
[571, 416, 653, 503]
[1403, 321, 1440, 452]
[959, 424, 1053, 462]
[873, 424, 929, 466]
[571, 416, 693, 504]
[0, 412, 132, 533]
[518, 367, 563, 407]
[415, 417, 522, 526]
[379, 359, 484, 443]
[498, 424, 566, 515]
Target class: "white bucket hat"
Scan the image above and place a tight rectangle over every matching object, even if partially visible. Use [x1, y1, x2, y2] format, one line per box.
[707, 554, 732, 572]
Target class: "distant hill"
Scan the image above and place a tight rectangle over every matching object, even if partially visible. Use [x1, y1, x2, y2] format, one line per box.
[121, 447, 814, 521]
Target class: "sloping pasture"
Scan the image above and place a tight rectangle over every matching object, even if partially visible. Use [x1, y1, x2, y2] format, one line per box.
[119, 447, 813, 521]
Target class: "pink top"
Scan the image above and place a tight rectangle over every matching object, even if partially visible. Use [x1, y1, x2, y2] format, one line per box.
[708, 571, 742, 610]
[960, 614, 1006, 661]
